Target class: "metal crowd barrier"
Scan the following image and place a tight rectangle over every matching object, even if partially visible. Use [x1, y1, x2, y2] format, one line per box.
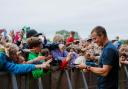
[11, 73, 18, 89]
[0, 67, 128, 89]
[124, 65, 128, 79]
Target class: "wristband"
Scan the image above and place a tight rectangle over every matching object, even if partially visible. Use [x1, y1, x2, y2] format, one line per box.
[85, 66, 91, 71]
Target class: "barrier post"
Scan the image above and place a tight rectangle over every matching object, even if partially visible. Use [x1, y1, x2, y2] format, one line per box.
[11, 74, 18, 89]
[124, 65, 128, 79]
[65, 70, 73, 89]
[38, 78, 43, 89]
[81, 71, 88, 89]
[25, 74, 29, 89]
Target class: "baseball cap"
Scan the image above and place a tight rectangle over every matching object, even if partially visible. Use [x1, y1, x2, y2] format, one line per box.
[26, 29, 42, 38]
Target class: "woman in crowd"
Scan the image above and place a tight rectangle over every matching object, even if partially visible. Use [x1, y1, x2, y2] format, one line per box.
[0, 42, 51, 74]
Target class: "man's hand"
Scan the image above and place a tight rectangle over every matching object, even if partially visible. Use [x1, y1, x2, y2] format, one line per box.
[77, 63, 87, 69]
[76, 63, 91, 71]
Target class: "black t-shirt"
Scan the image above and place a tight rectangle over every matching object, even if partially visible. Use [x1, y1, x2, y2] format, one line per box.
[97, 42, 119, 89]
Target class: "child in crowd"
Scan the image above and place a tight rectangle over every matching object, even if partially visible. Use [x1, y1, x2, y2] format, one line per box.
[27, 37, 52, 78]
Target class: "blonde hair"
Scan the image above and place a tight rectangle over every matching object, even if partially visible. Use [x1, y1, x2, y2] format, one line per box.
[4, 43, 25, 63]
[53, 34, 64, 43]
[5, 43, 19, 57]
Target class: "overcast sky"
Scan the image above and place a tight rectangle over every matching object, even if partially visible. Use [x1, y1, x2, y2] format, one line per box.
[0, 0, 128, 40]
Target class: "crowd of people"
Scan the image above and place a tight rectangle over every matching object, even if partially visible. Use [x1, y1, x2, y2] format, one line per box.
[0, 26, 127, 89]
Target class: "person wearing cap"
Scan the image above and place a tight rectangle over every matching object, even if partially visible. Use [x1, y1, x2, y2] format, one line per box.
[26, 29, 59, 51]
[14, 29, 42, 49]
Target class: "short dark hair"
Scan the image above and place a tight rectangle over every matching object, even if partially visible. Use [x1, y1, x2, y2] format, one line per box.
[27, 37, 42, 49]
[70, 31, 75, 35]
[91, 26, 107, 37]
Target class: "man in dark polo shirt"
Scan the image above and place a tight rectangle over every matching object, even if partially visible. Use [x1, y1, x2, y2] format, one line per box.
[78, 26, 119, 89]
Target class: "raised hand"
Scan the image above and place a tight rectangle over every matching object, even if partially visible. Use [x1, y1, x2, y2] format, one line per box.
[41, 59, 52, 69]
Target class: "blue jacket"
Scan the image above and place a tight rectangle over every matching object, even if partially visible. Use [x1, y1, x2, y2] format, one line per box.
[0, 52, 35, 74]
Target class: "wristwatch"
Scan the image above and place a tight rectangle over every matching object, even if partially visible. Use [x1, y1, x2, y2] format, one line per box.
[85, 66, 91, 71]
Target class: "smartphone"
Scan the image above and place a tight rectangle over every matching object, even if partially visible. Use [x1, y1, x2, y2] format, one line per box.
[72, 63, 79, 65]
[3, 30, 7, 39]
[1, 30, 7, 39]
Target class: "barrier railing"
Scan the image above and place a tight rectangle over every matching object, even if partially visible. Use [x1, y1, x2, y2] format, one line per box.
[0, 67, 128, 89]
[11, 73, 18, 89]
[124, 65, 128, 79]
